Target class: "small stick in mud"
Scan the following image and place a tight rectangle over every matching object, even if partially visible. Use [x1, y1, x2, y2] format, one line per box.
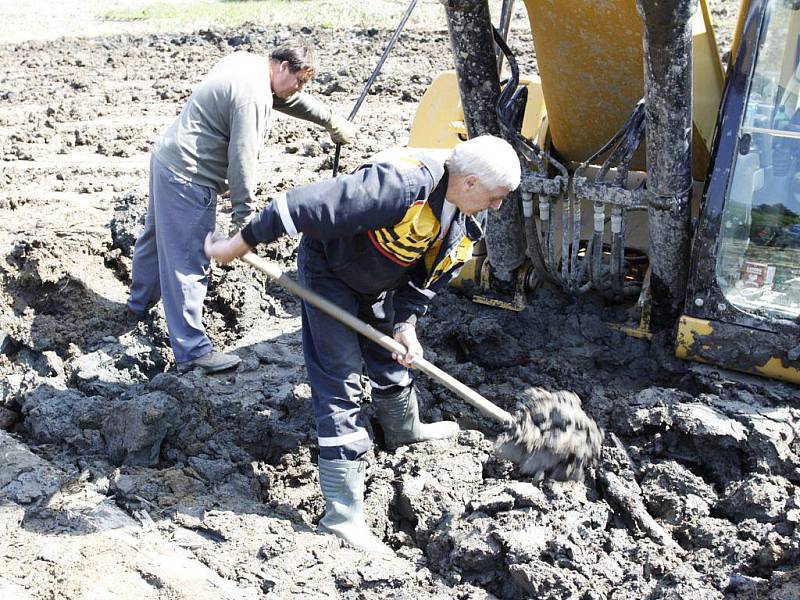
[495, 388, 604, 482]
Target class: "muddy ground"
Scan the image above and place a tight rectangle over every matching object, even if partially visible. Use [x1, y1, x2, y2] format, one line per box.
[2, 2, 800, 599]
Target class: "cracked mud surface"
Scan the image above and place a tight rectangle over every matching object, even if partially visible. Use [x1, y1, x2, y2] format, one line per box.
[2, 3, 800, 599]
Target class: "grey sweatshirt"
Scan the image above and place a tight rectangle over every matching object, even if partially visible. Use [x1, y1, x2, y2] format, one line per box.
[154, 52, 334, 220]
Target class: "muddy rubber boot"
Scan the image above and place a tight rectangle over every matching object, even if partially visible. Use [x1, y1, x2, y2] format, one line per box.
[372, 387, 459, 450]
[318, 458, 392, 555]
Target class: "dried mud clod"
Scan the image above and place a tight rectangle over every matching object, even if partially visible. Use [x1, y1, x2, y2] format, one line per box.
[495, 387, 603, 482]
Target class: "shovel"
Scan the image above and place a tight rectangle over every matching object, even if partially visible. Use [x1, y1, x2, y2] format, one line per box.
[240, 251, 602, 480]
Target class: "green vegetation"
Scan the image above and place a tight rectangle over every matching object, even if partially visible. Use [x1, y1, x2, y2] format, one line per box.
[752, 203, 800, 230]
[101, 0, 442, 30]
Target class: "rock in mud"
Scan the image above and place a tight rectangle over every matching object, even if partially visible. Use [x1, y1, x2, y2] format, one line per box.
[102, 390, 180, 466]
[640, 460, 718, 524]
[0, 431, 62, 505]
[717, 474, 795, 524]
[390, 430, 488, 544]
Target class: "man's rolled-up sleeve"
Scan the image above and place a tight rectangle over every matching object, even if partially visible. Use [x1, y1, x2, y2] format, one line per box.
[227, 101, 267, 221]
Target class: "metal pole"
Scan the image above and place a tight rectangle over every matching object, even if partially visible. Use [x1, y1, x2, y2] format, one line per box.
[495, 0, 516, 74]
[331, 0, 417, 176]
[442, 0, 526, 284]
[636, 0, 697, 330]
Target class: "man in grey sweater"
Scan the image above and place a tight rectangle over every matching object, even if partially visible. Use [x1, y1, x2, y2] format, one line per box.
[126, 41, 356, 373]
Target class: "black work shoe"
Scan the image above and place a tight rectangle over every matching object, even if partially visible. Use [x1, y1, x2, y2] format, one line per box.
[177, 351, 241, 374]
[125, 309, 145, 330]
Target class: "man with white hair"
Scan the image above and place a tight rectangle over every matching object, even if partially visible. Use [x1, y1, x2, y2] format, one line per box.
[205, 135, 521, 553]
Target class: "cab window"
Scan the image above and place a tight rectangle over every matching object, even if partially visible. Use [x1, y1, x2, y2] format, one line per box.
[716, 0, 800, 320]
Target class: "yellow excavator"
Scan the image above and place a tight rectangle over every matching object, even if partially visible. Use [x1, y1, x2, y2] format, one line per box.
[408, 0, 800, 384]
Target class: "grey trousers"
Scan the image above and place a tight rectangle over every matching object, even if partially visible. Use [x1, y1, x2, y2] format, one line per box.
[128, 155, 217, 363]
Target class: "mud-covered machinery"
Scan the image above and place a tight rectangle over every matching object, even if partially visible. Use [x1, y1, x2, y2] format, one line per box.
[410, 0, 800, 384]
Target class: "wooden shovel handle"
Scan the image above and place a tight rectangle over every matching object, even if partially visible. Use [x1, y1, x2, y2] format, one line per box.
[241, 252, 513, 425]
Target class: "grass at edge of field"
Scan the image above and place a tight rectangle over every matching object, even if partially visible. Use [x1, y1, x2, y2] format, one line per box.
[100, 0, 445, 30]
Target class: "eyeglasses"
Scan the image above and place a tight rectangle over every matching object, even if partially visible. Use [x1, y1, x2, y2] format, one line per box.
[294, 70, 313, 86]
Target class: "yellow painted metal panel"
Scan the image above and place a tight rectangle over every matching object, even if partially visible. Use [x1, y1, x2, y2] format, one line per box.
[676, 316, 800, 384]
[755, 358, 800, 383]
[408, 71, 464, 149]
[519, 0, 722, 173]
[408, 71, 546, 149]
[730, 0, 752, 67]
[693, 3, 726, 174]
[675, 315, 714, 359]
[521, 0, 645, 163]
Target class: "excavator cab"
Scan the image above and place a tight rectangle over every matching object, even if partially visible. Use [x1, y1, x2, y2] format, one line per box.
[409, 0, 800, 383]
[679, 0, 800, 382]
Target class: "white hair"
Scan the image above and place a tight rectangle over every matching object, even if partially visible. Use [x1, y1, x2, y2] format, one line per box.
[445, 135, 521, 191]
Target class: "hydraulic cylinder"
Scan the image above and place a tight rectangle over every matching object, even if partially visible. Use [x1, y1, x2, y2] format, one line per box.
[637, 0, 698, 330]
[443, 0, 526, 283]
